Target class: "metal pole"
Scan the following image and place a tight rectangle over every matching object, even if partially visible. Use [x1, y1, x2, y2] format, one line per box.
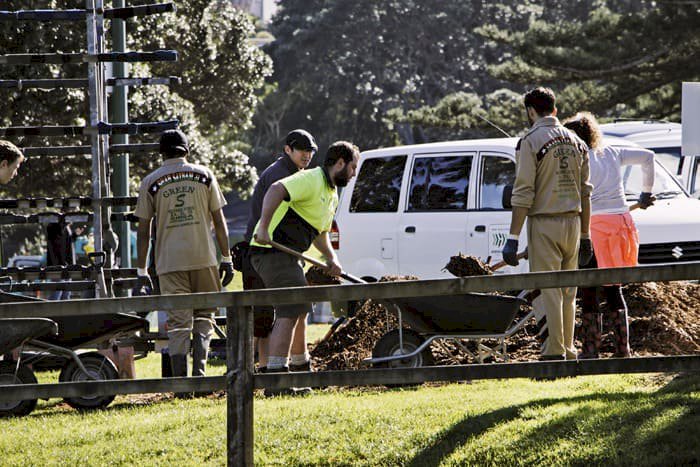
[86, 0, 108, 297]
[227, 305, 254, 466]
[110, 0, 130, 269]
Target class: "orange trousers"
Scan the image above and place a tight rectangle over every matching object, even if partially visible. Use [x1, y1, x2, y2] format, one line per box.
[590, 212, 639, 268]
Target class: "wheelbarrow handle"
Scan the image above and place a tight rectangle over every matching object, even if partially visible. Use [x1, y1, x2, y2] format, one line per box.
[265, 239, 366, 284]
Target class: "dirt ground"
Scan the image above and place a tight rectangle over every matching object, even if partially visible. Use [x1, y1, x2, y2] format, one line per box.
[310, 264, 700, 370]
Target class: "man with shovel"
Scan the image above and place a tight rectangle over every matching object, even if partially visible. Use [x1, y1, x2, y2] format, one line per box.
[251, 140, 360, 392]
[502, 87, 592, 361]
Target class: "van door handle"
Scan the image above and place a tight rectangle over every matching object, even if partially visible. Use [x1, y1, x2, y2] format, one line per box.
[474, 225, 486, 232]
[405, 226, 416, 233]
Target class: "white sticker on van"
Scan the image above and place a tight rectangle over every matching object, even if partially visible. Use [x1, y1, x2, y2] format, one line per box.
[489, 226, 511, 257]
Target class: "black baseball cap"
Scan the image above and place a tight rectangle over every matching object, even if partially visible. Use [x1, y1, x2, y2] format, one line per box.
[160, 129, 189, 155]
[285, 129, 318, 153]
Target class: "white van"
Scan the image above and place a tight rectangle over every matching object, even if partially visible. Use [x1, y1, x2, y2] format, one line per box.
[600, 121, 700, 196]
[332, 136, 700, 282]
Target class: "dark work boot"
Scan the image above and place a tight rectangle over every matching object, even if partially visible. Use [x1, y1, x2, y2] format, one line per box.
[578, 311, 602, 359]
[170, 354, 193, 399]
[611, 309, 631, 358]
[579, 286, 601, 359]
[192, 333, 213, 397]
[192, 332, 211, 378]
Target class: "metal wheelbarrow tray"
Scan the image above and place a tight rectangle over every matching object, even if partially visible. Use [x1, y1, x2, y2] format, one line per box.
[0, 291, 148, 415]
[368, 291, 532, 368]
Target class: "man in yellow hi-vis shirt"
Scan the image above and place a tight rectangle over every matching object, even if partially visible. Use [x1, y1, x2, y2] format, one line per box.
[251, 141, 359, 390]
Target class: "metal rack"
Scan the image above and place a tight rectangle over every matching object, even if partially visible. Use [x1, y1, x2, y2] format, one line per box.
[0, 0, 177, 298]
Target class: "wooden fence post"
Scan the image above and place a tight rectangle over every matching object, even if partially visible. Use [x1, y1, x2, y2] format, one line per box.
[227, 305, 254, 466]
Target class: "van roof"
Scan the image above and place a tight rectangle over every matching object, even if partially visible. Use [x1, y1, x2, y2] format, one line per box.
[600, 121, 681, 150]
[621, 129, 681, 149]
[360, 135, 639, 158]
[599, 121, 681, 138]
[360, 137, 520, 157]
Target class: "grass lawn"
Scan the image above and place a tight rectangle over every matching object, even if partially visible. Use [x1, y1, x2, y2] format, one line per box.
[2, 352, 699, 466]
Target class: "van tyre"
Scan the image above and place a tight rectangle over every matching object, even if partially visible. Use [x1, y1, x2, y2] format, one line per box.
[372, 328, 434, 369]
[59, 352, 119, 410]
[0, 361, 38, 417]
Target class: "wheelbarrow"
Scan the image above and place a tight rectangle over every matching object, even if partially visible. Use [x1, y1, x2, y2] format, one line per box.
[0, 317, 58, 417]
[368, 291, 531, 368]
[265, 240, 532, 368]
[0, 291, 148, 416]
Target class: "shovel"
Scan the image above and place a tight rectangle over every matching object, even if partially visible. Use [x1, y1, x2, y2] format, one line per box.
[263, 239, 365, 344]
[265, 239, 365, 284]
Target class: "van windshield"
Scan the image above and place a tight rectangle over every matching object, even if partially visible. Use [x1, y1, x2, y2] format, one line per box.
[622, 161, 687, 201]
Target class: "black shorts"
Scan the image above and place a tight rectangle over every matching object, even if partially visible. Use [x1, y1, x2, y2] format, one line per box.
[241, 247, 275, 338]
[250, 249, 312, 319]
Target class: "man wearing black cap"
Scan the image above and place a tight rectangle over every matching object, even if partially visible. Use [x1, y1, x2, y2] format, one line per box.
[134, 129, 234, 386]
[235, 129, 317, 373]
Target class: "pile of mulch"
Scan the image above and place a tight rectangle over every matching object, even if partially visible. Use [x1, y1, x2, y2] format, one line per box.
[625, 281, 700, 355]
[310, 275, 417, 371]
[310, 278, 700, 369]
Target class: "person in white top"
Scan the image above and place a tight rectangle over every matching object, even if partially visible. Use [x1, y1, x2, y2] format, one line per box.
[563, 112, 655, 359]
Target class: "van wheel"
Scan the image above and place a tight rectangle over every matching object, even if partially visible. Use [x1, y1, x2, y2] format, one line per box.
[59, 352, 119, 410]
[373, 328, 433, 368]
[0, 361, 38, 417]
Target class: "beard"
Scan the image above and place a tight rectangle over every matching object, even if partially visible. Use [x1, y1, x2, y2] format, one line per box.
[334, 173, 349, 187]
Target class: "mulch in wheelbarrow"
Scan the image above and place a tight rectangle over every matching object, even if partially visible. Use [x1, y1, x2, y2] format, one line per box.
[310, 275, 700, 369]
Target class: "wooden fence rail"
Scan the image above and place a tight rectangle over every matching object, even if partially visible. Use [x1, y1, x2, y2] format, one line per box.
[1, 355, 699, 403]
[0, 261, 698, 466]
[0, 261, 698, 319]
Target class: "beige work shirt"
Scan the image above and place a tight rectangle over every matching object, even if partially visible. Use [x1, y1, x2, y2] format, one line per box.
[511, 116, 592, 216]
[134, 157, 226, 275]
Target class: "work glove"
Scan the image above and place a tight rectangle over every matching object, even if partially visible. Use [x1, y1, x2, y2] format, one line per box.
[638, 192, 654, 209]
[579, 238, 594, 267]
[231, 241, 249, 272]
[135, 267, 153, 294]
[502, 238, 520, 266]
[219, 256, 234, 287]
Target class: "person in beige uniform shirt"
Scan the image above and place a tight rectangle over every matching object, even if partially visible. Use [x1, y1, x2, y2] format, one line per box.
[134, 130, 234, 384]
[502, 87, 593, 360]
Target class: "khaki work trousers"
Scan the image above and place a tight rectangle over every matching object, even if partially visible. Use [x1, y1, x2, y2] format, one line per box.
[159, 266, 220, 356]
[527, 215, 580, 359]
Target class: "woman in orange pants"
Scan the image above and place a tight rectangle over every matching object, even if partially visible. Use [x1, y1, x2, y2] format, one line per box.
[564, 113, 655, 358]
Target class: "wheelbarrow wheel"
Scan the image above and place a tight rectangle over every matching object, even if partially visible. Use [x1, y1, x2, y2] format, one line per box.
[372, 329, 434, 369]
[0, 361, 38, 417]
[59, 352, 119, 410]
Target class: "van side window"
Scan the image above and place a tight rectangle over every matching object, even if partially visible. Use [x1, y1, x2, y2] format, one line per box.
[407, 155, 472, 211]
[480, 155, 515, 209]
[350, 155, 407, 212]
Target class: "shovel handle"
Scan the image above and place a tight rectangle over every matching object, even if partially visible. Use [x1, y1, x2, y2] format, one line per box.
[266, 239, 366, 284]
[490, 250, 528, 272]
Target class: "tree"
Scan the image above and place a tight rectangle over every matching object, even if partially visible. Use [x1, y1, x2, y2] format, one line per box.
[384, 1, 671, 138]
[0, 0, 271, 198]
[251, 0, 549, 161]
[479, 1, 692, 120]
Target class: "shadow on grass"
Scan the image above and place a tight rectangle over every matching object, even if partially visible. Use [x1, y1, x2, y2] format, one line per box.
[406, 374, 700, 467]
